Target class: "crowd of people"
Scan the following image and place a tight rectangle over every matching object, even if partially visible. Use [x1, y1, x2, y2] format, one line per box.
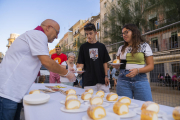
[0, 19, 155, 120]
[157, 73, 180, 90]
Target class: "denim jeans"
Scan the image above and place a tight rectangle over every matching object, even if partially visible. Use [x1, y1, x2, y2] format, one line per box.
[116, 69, 153, 101]
[0, 97, 22, 120]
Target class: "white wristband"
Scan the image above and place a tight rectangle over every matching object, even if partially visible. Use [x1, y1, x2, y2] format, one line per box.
[137, 68, 139, 74]
[64, 70, 70, 77]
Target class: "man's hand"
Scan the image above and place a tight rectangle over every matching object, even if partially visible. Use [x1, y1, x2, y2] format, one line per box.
[66, 72, 76, 82]
[105, 77, 109, 86]
[126, 68, 138, 78]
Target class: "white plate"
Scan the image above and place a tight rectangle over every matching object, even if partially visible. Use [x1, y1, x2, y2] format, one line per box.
[82, 113, 120, 120]
[60, 105, 88, 113]
[76, 71, 85, 74]
[107, 108, 136, 118]
[84, 102, 110, 107]
[113, 102, 139, 108]
[109, 63, 123, 65]
[60, 99, 84, 104]
[133, 108, 166, 118]
[23, 93, 50, 105]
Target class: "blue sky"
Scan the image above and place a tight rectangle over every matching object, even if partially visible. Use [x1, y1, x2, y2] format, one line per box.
[0, 0, 100, 55]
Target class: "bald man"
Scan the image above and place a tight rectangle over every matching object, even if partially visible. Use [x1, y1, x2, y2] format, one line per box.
[0, 19, 76, 120]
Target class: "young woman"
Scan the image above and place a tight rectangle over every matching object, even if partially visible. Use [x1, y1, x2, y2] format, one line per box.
[115, 24, 154, 101]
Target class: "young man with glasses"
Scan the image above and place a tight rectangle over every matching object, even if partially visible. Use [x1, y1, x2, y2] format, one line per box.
[77, 23, 111, 92]
[49, 45, 67, 83]
[0, 19, 76, 120]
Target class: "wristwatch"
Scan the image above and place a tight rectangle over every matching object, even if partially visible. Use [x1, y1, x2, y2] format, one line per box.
[105, 75, 108, 77]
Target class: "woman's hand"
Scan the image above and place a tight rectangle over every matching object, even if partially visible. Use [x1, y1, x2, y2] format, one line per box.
[112, 65, 120, 69]
[69, 68, 75, 73]
[126, 68, 138, 78]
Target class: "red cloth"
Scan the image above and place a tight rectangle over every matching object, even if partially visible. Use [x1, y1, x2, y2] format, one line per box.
[34, 26, 44, 33]
[51, 53, 67, 64]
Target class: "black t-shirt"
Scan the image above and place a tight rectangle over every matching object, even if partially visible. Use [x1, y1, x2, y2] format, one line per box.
[77, 42, 111, 86]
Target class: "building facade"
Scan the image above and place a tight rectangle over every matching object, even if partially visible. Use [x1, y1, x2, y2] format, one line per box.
[6, 33, 20, 49]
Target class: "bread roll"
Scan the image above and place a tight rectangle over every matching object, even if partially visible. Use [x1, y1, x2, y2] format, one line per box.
[77, 68, 82, 71]
[29, 90, 40, 94]
[90, 95, 103, 105]
[96, 91, 105, 98]
[141, 101, 159, 114]
[87, 105, 106, 120]
[81, 92, 92, 100]
[113, 59, 120, 63]
[66, 89, 76, 95]
[65, 98, 81, 110]
[113, 102, 129, 115]
[106, 92, 118, 101]
[85, 89, 94, 94]
[141, 109, 158, 120]
[118, 97, 131, 106]
[65, 94, 77, 101]
[173, 106, 180, 120]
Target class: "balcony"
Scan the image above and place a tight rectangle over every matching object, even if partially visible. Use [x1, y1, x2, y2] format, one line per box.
[144, 16, 180, 32]
[73, 30, 80, 36]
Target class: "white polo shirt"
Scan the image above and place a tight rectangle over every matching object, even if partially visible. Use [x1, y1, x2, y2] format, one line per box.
[0, 30, 49, 103]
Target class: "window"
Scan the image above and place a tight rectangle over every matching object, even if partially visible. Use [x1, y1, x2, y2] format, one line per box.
[169, 32, 178, 49]
[172, 63, 180, 76]
[149, 17, 158, 30]
[151, 37, 159, 52]
[97, 22, 99, 30]
[104, 2, 107, 8]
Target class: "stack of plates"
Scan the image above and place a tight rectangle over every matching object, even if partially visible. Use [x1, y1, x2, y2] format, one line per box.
[24, 93, 50, 105]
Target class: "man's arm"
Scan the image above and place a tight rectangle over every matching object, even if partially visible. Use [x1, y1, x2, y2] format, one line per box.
[103, 62, 109, 86]
[38, 55, 76, 82]
[103, 63, 108, 76]
[38, 55, 67, 75]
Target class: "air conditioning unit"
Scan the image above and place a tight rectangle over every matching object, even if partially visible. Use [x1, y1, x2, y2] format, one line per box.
[152, 48, 158, 52]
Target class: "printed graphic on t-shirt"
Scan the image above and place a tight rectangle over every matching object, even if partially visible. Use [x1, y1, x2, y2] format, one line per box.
[54, 57, 61, 64]
[89, 48, 98, 61]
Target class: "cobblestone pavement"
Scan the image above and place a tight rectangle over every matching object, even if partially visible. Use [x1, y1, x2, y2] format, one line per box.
[110, 82, 180, 107]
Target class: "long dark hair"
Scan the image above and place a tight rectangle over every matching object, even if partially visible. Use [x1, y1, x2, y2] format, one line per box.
[121, 24, 145, 56]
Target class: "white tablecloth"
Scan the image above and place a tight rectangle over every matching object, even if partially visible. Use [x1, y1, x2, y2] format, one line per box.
[23, 83, 174, 120]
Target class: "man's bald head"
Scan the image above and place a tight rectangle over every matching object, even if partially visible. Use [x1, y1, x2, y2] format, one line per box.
[41, 19, 60, 43]
[41, 19, 59, 28]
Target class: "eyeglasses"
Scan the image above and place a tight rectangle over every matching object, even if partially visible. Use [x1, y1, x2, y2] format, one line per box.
[41, 24, 59, 36]
[121, 30, 131, 37]
[50, 25, 59, 36]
